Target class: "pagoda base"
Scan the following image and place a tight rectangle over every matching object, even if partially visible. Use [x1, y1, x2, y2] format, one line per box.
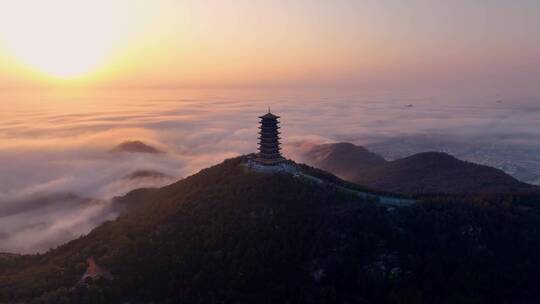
[254, 156, 286, 166]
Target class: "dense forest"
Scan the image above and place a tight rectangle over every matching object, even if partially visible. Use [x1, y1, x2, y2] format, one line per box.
[1, 156, 540, 303]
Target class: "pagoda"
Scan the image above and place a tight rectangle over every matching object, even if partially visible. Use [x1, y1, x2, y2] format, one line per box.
[256, 110, 285, 165]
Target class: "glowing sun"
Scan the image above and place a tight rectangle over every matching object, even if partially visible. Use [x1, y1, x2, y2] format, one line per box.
[0, 1, 131, 79]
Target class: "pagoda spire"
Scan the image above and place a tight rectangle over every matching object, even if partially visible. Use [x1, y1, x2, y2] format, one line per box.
[256, 110, 284, 165]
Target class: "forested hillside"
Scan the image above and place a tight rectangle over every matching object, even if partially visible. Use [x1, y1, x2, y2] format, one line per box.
[1, 157, 540, 303]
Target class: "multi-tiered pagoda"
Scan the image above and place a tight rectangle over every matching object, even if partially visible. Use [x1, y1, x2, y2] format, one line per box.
[256, 110, 284, 165]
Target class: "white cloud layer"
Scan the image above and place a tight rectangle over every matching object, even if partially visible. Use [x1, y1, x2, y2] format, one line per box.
[1, 88, 539, 253]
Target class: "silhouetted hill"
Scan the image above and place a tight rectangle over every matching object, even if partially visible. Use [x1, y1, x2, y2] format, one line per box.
[301, 143, 539, 195]
[111, 140, 163, 154]
[122, 170, 172, 180]
[359, 152, 539, 195]
[303, 142, 387, 181]
[2, 156, 540, 303]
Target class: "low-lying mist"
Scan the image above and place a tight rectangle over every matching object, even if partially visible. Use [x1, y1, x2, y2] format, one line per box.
[1, 88, 539, 253]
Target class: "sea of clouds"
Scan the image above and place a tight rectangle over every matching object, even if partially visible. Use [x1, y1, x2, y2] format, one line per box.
[1, 88, 539, 253]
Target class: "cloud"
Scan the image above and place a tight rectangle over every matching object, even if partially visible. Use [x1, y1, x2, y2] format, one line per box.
[1, 89, 539, 253]
[0, 193, 114, 254]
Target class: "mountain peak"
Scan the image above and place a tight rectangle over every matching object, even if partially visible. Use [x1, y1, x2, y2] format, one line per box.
[122, 170, 172, 180]
[399, 151, 459, 164]
[299, 142, 538, 195]
[111, 140, 163, 154]
[302, 142, 387, 181]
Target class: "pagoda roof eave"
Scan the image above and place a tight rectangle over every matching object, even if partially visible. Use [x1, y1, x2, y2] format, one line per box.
[259, 112, 280, 119]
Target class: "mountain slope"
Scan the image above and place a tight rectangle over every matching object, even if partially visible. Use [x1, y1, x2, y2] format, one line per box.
[301, 143, 538, 195]
[302, 142, 387, 181]
[2, 156, 540, 303]
[358, 152, 538, 195]
[0, 157, 379, 303]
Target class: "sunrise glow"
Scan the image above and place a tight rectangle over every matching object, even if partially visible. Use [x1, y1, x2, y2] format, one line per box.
[0, 1, 538, 90]
[0, 1, 155, 80]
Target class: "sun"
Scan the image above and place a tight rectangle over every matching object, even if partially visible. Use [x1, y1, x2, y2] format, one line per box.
[0, 1, 130, 79]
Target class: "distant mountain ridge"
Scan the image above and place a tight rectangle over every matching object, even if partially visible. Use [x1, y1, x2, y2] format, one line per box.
[301, 142, 539, 195]
[111, 140, 163, 154]
[302, 142, 387, 181]
[122, 170, 172, 180]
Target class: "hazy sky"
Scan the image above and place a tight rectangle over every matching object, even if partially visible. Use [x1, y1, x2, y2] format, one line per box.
[0, 0, 539, 93]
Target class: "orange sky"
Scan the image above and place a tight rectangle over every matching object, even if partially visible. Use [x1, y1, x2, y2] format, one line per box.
[0, 1, 538, 93]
